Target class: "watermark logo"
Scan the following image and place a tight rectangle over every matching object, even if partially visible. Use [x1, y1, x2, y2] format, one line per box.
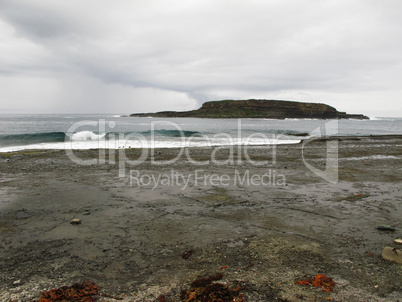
[301, 120, 338, 184]
[64, 118, 338, 185]
[64, 119, 278, 177]
[130, 169, 286, 190]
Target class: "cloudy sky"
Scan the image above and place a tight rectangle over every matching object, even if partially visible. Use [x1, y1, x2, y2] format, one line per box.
[1, 0, 401, 117]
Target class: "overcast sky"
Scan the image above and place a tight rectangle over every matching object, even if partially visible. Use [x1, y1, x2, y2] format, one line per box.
[1, 0, 401, 117]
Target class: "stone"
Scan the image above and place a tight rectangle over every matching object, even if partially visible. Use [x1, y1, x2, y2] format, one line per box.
[394, 238, 402, 245]
[381, 247, 402, 264]
[70, 218, 81, 225]
[377, 225, 396, 232]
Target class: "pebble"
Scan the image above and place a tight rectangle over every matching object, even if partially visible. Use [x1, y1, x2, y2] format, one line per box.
[381, 247, 402, 264]
[70, 218, 81, 225]
[13, 280, 21, 285]
[377, 225, 396, 232]
[394, 238, 402, 245]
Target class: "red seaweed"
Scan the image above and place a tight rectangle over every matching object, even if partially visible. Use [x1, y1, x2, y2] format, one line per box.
[296, 274, 335, 292]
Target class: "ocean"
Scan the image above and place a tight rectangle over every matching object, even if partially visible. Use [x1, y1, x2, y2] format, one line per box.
[0, 114, 401, 152]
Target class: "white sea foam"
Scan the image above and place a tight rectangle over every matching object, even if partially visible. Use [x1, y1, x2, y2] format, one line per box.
[0, 136, 301, 153]
[341, 155, 401, 161]
[310, 155, 401, 162]
[0, 142, 67, 153]
[284, 118, 323, 121]
[69, 131, 106, 141]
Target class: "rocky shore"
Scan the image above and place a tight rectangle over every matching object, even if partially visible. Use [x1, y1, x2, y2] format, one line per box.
[0, 136, 401, 301]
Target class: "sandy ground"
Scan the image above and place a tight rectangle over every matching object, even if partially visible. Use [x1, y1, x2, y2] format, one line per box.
[0, 136, 401, 301]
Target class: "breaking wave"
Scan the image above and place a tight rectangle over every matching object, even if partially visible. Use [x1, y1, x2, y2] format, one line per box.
[0, 129, 304, 150]
[0, 132, 66, 147]
[140, 129, 202, 137]
[69, 131, 107, 141]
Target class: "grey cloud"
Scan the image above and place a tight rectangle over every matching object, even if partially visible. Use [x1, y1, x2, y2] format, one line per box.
[0, 0, 401, 115]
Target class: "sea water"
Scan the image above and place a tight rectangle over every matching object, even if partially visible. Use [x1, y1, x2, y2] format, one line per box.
[0, 114, 401, 152]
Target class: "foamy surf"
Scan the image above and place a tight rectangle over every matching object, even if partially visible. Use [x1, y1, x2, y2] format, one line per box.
[69, 131, 107, 141]
[1, 115, 400, 153]
[0, 136, 301, 153]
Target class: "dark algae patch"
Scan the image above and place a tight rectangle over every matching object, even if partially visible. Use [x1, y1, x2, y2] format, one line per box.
[31, 281, 123, 302]
[32, 281, 99, 302]
[181, 273, 246, 302]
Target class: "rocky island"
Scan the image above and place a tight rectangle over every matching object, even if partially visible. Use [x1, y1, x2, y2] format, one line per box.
[130, 99, 369, 119]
